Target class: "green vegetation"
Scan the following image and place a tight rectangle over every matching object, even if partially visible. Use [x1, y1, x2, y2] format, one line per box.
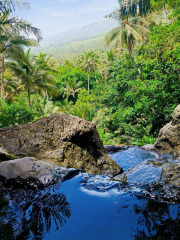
[36, 36, 107, 61]
[0, 0, 180, 146]
[32, 19, 118, 60]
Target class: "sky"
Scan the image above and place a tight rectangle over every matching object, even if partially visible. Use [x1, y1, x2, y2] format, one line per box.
[15, 0, 120, 38]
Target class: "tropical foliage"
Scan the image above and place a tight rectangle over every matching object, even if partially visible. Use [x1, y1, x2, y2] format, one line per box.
[1, 0, 180, 146]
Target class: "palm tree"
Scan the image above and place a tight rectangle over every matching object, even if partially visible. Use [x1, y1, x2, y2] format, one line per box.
[60, 99, 73, 113]
[36, 53, 57, 71]
[0, 0, 30, 13]
[105, 20, 150, 67]
[92, 108, 111, 129]
[0, 10, 42, 99]
[0, 10, 42, 40]
[61, 84, 71, 101]
[4, 75, 23, 103]
[100, 50, 116, 83]
[105, 11, 151, 73]
[42, 100, 61, 117]
[116, 0, 151, 18]
[8, 49, 58, 109]
[35, 52, 59, 100]
[61, 77, 83, 100]
[71, 105, 90, 120]
[78, 51, 99, 94]
[0, 33, 38, 99]
[69, 77, 83, 98]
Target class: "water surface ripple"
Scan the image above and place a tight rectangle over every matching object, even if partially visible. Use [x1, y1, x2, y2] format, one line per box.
[0, 146, 180, 240]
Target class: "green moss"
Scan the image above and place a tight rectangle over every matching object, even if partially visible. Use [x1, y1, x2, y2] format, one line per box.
[9, 153, 16, 159]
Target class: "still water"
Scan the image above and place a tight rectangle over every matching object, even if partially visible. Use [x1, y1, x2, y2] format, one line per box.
[0, 147, 180, 240]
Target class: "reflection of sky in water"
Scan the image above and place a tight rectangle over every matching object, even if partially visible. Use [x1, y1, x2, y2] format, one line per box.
[1, 147, 180, 240]
[110, 146, 176, 183]
[127, 164, 162, 183]
[110, 146, 158, 171]
[44, 175, 180, 240]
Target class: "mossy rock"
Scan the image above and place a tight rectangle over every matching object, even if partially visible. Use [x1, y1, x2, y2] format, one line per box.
[0, 113, 122, 177]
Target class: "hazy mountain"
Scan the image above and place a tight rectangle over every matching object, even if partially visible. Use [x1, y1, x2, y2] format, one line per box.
[33, 19, 119, 59]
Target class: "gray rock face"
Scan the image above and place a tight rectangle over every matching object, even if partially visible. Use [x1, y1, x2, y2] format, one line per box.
[161, 163, 180, 186]
[0, 157, 80, 189]
[0, 114, 122, 177]
[155, 105, 180, 157]
[113, 173, 127, 182]
[141, 144, 155, 151]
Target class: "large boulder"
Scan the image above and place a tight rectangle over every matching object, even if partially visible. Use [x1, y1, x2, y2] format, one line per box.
[155, 105, 180, 157]
[0, 113, 122, 177]
[0, 157, 80, 189]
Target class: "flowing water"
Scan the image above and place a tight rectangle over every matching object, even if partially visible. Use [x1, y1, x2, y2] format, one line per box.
[0, 146, 180, 240]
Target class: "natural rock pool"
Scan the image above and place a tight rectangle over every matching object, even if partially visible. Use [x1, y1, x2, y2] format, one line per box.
[1, 146, 180, 240]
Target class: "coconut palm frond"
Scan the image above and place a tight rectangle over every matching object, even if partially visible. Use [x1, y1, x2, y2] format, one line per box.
[105, 26, 121, 46]
[126, 24, 143, 41]
[92, 108, 112, 129]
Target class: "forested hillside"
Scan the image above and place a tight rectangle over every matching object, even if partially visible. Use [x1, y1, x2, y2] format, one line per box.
[32, 19, 118, 59]
[37, 36, 105, 61]
[1, 0, 180, 146]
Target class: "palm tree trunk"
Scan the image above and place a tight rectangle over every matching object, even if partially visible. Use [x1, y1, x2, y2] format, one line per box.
[88, 73, 90, 94]
[128, 36, 141, 74]
[132, 51, 141, 74]
[164, 3, 169, 23]
[27, 88, 32, 109]
[95, 73, 97, 82]
[34, 89, 42, 114]
[46, 90, 49, 101]
[0, 54, 5, 100]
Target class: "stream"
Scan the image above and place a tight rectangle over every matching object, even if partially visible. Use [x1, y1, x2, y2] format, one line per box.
[0, 146, 180, 240]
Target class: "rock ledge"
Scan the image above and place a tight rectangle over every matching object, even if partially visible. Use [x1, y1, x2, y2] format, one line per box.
[155, 105, 180, 157]
[0, 113, 122, 177]
[0, 157, 80, 189]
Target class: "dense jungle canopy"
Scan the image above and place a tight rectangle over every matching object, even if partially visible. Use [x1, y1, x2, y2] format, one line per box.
[0, 0, 180, 145]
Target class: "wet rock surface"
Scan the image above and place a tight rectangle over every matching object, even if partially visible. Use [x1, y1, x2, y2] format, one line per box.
[155, 104, 180, 157]
[137, 181, 180, 204]
[161, 163, 180, 186]
[104, 145, 128, 153]
[141, 144, 156, 151]
[0, 157, 80, 189]
[0, 113, 122, 177]
[113, 173, 127, 182]
[125, 156, 180, 204]
[109, 146, 180, 204]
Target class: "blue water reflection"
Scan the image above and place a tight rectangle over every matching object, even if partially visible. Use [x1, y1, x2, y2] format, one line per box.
[110, 146, 158, 171]
[1, 147, 180, 240]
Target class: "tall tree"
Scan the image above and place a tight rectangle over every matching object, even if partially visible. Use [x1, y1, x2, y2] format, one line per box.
[61, 77, 83, 100]
[8, 49, 58, 108]
[78, 51, 99, 94]
[0, 10, 42, 99]
[117, 0, 151, 18]
[0, 34, 37, 99]
[105, 20, 150, 62]
[105, 2, 153, 73]
[100, 50, 116, 83]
